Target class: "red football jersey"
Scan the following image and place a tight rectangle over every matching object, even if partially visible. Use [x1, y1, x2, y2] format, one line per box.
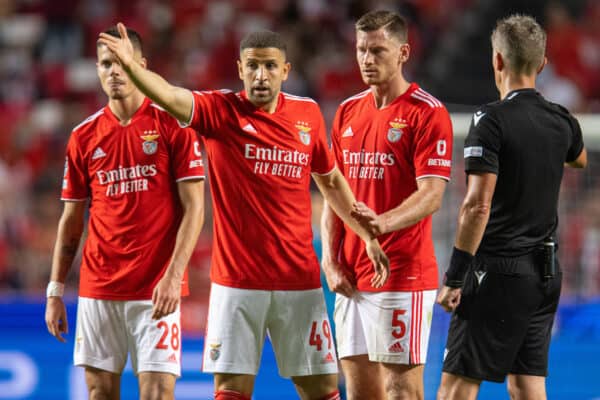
[61, 98, 205, 300]
[182, 90, 334, 290]
[331, 84, 453, 291]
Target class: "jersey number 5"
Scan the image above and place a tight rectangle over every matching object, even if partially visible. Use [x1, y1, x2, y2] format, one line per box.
[392, 309, 407, 339]
[156, 321, 180, 350]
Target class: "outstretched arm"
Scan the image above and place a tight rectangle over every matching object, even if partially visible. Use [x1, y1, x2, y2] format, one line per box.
[98, 23, 194, 123]
[351, 177, 447, 236]
[313, 168, 389, 288]
[45, 201, 86, 342]
[151, 179, 205, 319]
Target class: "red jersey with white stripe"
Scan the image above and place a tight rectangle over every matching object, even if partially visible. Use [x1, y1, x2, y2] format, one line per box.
[331, 83, 453, 291]
[61, 98, 205, 300]
[182, 90, 334, 290]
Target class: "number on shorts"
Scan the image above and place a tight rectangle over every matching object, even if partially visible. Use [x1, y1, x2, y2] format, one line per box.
[156, 321, 180, 350]
[392, 309, 407, 339]
[309, 320, 332, 351]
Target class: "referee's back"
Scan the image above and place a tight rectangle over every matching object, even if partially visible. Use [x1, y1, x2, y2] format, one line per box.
[464, 88, 584, 257]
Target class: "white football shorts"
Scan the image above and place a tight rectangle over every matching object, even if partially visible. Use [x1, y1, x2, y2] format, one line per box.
[202, 283, 338, 377]
[74, 297, 181, 376]
[334, 290, 436, 364]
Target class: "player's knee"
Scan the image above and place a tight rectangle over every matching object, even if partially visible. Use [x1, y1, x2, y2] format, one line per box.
[384, 378, 422, 400]
[87, 384, 116, 400]
[292, 373, 338, 399]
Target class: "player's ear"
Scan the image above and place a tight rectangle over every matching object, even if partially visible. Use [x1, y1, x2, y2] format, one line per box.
[399, 43, 410, 65]
[493, 51, 504, 72]
[282, 61, 291, 81]
[536, 56, 547, 75]
[237, 59, 243, 80]
[140, 57, 147, 69]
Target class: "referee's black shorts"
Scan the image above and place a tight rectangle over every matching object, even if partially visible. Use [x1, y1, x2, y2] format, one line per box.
[442, 252, 562, 382]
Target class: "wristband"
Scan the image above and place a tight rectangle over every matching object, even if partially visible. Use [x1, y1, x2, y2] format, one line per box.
[46, 281, 65, 298]
[444, 247, 474, 288]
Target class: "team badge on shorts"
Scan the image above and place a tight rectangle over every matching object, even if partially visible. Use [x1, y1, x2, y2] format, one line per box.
[387, 119, 407, 143]
[209, 342, 222, 361]
[140, 131, 160, 155]
[295, 122, 312, 145]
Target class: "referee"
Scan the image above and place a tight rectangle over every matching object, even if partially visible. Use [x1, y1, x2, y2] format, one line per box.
[436, 14, 587, 400]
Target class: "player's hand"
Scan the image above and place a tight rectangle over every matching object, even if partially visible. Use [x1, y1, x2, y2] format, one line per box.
[97, 22, 136, 69]
[365, 239, 390, 288]
[322, 259, 355, 298]
[45, 297, 68, 343]
[436, 285, 462, 312]
[152, 274, 181, 320]
[351, 202, 387, 237]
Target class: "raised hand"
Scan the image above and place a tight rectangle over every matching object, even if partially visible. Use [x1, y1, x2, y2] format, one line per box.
[98, 22, 136, 69]
[351, 202, 387, 237]
[365, 239, 390, 288]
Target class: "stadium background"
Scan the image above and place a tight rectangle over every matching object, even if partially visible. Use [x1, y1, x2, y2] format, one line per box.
[1, 0, 599, 398]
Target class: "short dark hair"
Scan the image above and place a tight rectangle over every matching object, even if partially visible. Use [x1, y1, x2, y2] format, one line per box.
[99, 26, 143, 53]
[491, 14, 546, 75]
[239, 30, 287, 54]
[355, 10, 408, 43]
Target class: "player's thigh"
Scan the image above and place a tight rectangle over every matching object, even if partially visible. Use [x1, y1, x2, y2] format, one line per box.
[75, 297, 128, 374]
[333, 294, 368, 359]
[341, 355, 384, 400]
[138, 371, 176, 400]
[203, 283, 271, 375]
[84, 366, 121, 399]
[268, 288, 338, 378]
[125, 300, 182, 377]
[358, 290, 436, 365]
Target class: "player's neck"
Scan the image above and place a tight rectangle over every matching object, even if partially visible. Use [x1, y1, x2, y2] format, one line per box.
[370, 77, 411, 109]
[498, 73, 536, 100]
[108, 91, 146, 126]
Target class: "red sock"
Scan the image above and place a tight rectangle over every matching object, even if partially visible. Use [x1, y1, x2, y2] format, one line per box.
[214, 390, 252, 400]
[318, 390, 341, 400]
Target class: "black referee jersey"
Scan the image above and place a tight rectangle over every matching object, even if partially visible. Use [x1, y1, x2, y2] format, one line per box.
[463, 88, 584, 257]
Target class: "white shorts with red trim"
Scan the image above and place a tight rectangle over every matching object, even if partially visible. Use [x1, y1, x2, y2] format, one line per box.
[74, 297, 181, 376]
[334, 290, 436, 364]
[203, 283, 338, 377]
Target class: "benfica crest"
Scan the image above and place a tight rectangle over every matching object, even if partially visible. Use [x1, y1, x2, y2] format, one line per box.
[209, 342, 222, 361]
[140, 130, 159, 155]
[387, 121, 407, 143]
[295, 122, 312, 145]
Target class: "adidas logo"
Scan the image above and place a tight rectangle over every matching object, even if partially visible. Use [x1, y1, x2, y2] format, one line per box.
[342, 126, 354, 137]
[92, 147, 106, 159]
[242, 123, 257, 134]
[322, 352, 335, 364]
[167, 353, 178, 364]
[388, 341, 404, 353]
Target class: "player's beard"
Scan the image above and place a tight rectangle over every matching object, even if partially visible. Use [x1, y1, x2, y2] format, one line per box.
[248, 86, 275, 106]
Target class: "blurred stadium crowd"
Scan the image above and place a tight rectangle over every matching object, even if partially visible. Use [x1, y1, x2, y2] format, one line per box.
[0, 0, 599, 323]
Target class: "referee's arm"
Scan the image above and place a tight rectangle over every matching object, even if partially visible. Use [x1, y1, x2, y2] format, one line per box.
[437, 172, 496, 312]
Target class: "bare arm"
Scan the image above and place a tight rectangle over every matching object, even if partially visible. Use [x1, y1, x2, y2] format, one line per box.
[566, 147, 587, 168]
[352, 177, 447, 236]
[320, 202, 354, 297]
[98, 23, 194, 123]
[45, 201, 86, 342]
[313, 168, 389, 288]
[437, 172, 497, 312]
[152, 179, 205, 319]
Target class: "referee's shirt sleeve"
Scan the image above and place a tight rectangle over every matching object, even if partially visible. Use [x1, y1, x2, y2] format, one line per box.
[566, 114, 585, 162]
[463, 107, 502, 175]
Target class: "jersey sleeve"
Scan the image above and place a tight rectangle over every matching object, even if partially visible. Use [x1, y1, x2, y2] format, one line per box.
[61, 133, 89, 201]
[330, 106, 344, 168]
[178, 90, 223, 137]
[566, 114, 585, 162]
[168, 123, 206, 182]
[310, 105, 335, 175]
[463, 107, 502, 175]
[413, 106, 453, 180]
